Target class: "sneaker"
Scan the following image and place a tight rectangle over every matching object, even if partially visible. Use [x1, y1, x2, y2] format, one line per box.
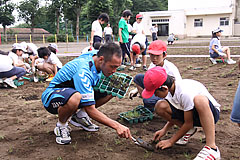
[128, 65, 136, 71]
[46, 76, 54, 82]
[54, 125, 71, 145]
[194, 145, 220, 160]
[175, 127, 197, 145]
[4, 78, 17, 88]
[129, 88, 138, 100]
[70, 114, 99, 132]
[209, 58, 217, 65]
[135, 63, 141, 68]
[226, 59, 236, 65]
[0, 78, 3, 83]
[124, 62, 131, 66]
[143, 66, 148, 71]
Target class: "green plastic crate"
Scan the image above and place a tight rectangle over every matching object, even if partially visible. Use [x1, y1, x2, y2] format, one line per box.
[94, 72, 133, 99]
[118, 105, 153, 124]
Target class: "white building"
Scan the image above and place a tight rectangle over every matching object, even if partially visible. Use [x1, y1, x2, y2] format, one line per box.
[140, 0, 240, 38]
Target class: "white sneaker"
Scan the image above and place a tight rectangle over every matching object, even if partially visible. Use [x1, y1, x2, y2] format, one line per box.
[135, 63, 141, 68]
[4, 78, 17, 88]
[70, 113, 99, 132]
[209, 58, 217, 65]
[128, 66, 136, 71]
[226, 59, 236, 64]
[175, 127, 197, 145]
[129, 88, 138, 100]
[54, 125, 71, 145]
[194, 145, 220, 160]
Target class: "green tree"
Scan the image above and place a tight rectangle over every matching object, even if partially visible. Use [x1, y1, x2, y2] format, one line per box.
[18, 0, 41, 37]
[63, 0, 88, 38]
[110, 0, 133, 35]
[49, 0, 64, 34]
[0, 0, 15, 42]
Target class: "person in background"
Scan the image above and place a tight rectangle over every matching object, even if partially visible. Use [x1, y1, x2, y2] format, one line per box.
[167, 33, 175, 45]
[103, 23, 113, 43]
[142, 67, 221, 160]
[150, 24, 158, 41]
[209, 27, 236, 65]
[37, 47, 62, 82]
[90, 13, 109, 47]
[230, 59, 240, 127]
[118, 10, 132, 68]
[20, 41, 39, 73]
[128, 34, 146, 71]
[0, 54, 26, 88]
[48, 43, 58, 54]
[132, 14, 148, 70]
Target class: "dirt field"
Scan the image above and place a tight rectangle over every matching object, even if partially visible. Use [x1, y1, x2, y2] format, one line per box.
[0, 38, 240, 160]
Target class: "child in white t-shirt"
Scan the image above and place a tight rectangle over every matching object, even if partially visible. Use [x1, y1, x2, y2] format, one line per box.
[142, 67, 221, 160]
[37, 47, 62, 81]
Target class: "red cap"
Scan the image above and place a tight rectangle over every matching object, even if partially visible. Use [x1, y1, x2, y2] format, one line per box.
[147, 40, 167, 55]
[132, 44, 140, 54]
[142, 67, 167, 99]
[136, 14, 143, 19]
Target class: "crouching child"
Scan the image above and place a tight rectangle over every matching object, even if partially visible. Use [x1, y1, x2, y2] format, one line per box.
[142, 66, 221, 160]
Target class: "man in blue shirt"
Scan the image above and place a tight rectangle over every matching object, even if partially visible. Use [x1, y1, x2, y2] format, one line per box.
[42, 43, 132, 144]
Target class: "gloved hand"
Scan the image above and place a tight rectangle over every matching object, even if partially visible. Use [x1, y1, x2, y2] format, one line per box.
[129, 88, 138, 100]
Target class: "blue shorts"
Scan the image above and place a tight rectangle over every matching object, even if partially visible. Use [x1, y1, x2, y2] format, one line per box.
[44, 88, 108, 114]
[230, 81, 240, 123]
[210, 48, 224, 58]
[167, 99, 219, 127]
[134, 74, 162, 112]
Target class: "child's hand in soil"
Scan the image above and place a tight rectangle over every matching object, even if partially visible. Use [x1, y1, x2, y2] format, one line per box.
[153, 129, 166, 142]
[156, 139, 173, 150]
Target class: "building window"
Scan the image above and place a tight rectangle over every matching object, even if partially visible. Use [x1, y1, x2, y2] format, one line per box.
[220, 17, 229, 26]
[152, 19, 169, 23]
[194, 19, 203, 27]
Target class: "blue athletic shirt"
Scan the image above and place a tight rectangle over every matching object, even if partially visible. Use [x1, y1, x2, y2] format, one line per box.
[41, 50, 101, 107]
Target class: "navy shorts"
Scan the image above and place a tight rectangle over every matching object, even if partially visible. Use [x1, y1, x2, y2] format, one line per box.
[44, 88, 108, 114]
[93, 36, 102, 46]
[134, 74, 162, 112]
[167, 99, 219, 127]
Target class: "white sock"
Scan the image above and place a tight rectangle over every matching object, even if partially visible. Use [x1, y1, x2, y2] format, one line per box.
[57, 121, 68, 127]
[76, 109, 88, 118]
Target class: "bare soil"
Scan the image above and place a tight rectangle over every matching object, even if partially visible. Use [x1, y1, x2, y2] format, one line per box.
[0, 40, 240, 160]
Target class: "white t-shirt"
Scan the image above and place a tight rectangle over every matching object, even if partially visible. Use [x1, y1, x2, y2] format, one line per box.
[150, 26, 158, 33]
[104, 26, 112, 35]
[8, 52, 19, 65]
[133, 22, 144, 34]
[0, 55, 13, 72]
[166, 79, 221, 112]
[45, 53, 62, 68]
[92, 20, 103, 38]
[130, 34, 146, 51]
[27, 43, 38, 56]
[148, 59, 182, 81]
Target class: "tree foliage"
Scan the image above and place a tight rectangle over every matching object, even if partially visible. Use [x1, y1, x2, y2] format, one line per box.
[18, 0, 41, 35]
[0, 0, 15, 41]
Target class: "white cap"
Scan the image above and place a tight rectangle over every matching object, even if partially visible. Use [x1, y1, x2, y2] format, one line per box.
[212, 27, 223, 34]
[49, 43, 58, 52]
[13, 43, 27, 52]
[20, 41, 27, 50]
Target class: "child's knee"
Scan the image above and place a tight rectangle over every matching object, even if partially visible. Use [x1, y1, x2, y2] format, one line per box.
[155, 100, 169, 115]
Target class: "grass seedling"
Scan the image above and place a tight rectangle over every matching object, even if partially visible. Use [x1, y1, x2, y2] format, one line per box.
[183, 152, 193, 160]
[0, 135, 5, 140]
[57, 156, 63, 160]
[144, 150, 152, 159]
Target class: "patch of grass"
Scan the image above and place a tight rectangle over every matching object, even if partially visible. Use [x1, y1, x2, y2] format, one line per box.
[144, 150, 152, 159]
[72, 141, 77, 150]
[57, 156, 63, 160]
[183, 152, 193, 160]
[0, 135, 5, 140]
[104, 143, 113, 152]
[7, 147, 14, 154]
[114, 138, 122, 145]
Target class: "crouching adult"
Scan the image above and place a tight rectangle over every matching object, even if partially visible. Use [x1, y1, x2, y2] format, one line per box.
[41, 43, 131, 144]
